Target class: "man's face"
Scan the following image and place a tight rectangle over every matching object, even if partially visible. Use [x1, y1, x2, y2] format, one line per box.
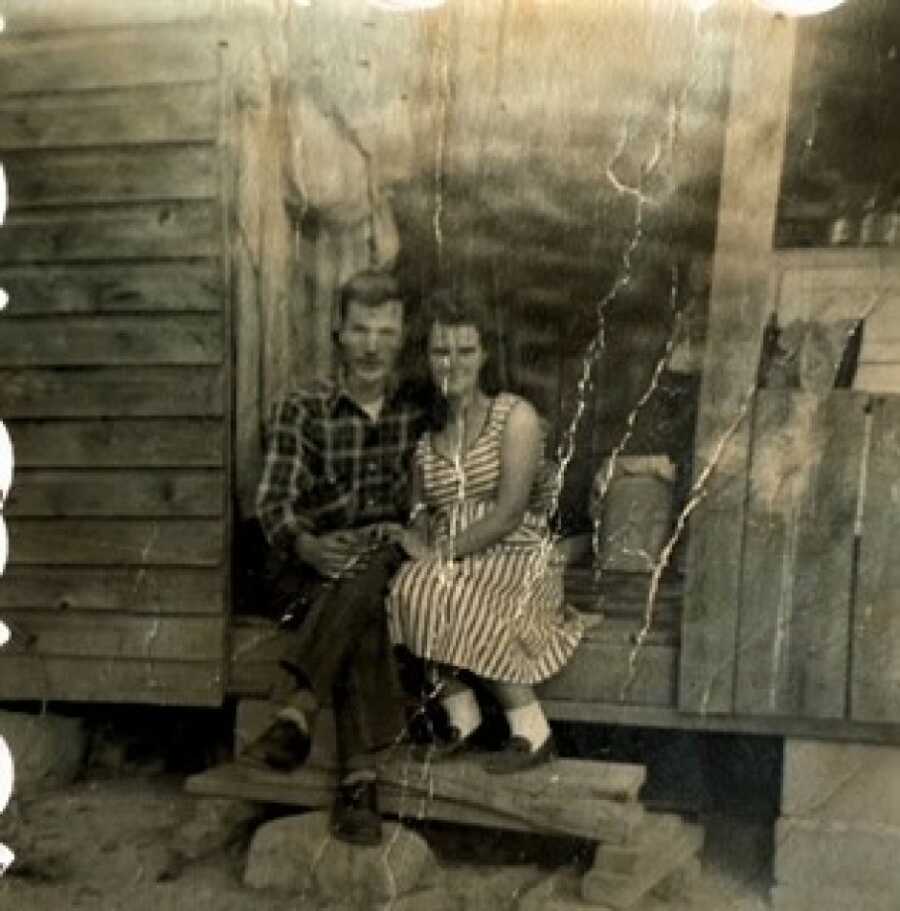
[338, 299, 404, 393]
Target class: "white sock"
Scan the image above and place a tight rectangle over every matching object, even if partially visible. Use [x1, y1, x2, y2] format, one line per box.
[442, 688, 481, 738]
[341, 768, 376, 787]
[506, 702, 551, 752]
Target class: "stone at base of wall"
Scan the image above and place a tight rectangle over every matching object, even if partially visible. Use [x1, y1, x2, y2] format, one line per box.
[774, 817, 900, 893]
[0, 709, 86, 795]
[771, 882, 898, 911]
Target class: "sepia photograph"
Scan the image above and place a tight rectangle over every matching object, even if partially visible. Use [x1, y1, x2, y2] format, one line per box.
[0, 0, 898, 909]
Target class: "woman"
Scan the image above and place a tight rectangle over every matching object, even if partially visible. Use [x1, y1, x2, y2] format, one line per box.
[387, 291, 583, 773]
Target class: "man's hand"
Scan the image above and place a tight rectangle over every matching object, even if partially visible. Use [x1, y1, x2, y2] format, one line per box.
[295, 531, 361, 579]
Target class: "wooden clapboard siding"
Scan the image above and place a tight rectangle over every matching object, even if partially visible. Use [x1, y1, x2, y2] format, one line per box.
[0, 12, 229, 708]
[0, 367, 224, 418]
[9, 419, 224, 467]
[7, 519, 225, 566]
[6, 469, 223, 517]
[0, 657, 222, 706]
[679, 6, 796, 715]
[0, 27, 218, 95]
[0, 315, 223, 366]
[0, 566, 224, 614]
[0, 83, 218, 150]
[734, 391, 866, 718]
[0, 262, 221, 314]
[0, 201, 219, 263]
[852, 396, 900, 723]
[3, 613, 224, 660]
[4, 146, 218, 206]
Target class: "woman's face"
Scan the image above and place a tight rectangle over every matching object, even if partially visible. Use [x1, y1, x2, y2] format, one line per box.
[428, 321, 487, 399]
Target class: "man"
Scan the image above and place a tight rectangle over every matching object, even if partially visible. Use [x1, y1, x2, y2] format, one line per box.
[246, 270, 426, 846]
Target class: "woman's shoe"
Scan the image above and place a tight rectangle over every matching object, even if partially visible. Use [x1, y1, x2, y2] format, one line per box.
[410, 723, 479, 762]
[481, 733, 556, 774]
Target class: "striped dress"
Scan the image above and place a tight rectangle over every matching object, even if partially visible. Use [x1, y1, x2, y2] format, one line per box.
[387, 392, 583, 685]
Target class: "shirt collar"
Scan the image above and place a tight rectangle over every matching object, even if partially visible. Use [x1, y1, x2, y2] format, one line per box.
[333, 367, 401, 414]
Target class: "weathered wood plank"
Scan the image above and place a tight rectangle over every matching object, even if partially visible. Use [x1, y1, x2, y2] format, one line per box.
[0, 202, 219, 262]
[852, 396, 900, 723]
[0, 26, 218, 94]
[4, 146, 218, 206]
[2, 612, 224, 661]
[0, 82, 218, 150]
[0, 315, 223, 366]
[0, 565, 225, 613]
[0, 366, 224, 417]
[0, 656, 222, 705]
[0, 262, 221, 314]
[6, 469, 224, 517]
[735, 392, 864, 718]
[680, 7, 797, 715]
[853, 363, 900, 395]
[1, 0, 217, 32]
[8, 419, 224, 467]
[6, 518, 224, 565]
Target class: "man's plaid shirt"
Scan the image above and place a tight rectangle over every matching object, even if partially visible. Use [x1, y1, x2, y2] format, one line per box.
[256, 377, 427, 552]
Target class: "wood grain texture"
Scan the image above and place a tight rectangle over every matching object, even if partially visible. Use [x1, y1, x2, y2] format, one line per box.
[7, 518, 225, 565]
[2, 612, 224, 661]
[0, 82, 218, 150]
[0, 26, 218, 94]
[680, 5, 797, 715]
[735, 391, 865, 718]
[4, 145, 218, 207]
[0, 656, 222, 705]
[0, 262, 222, 314]
[0, 314, 223, 366]
[6, 469, 224, 517]
[0, 565, 225, 614]
[0, 366, 224, 417]
[852, 396, 900, 723]
[0, 201, 220, 263]
[1, 0, 217, 32]
[8, 419, 224, 467]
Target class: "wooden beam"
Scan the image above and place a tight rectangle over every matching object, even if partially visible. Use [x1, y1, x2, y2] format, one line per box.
[7, 518, 225, 565]
[8, 419, 224, 467]
[0, 82, 218, 151]
[0, 566, 225, 614]
[0, 315, 223, 366]
[0, 366, 225, 418]
[0, 263, 222, 314]
[679, 2, 797, 715]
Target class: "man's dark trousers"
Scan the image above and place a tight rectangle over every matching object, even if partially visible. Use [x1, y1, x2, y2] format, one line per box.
[275, 541, 407, 771]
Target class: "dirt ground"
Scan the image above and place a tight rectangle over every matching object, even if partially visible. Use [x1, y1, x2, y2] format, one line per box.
[0, 707, 777, 910]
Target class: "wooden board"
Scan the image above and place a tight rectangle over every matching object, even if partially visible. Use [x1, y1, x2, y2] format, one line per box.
[0, 202, 219, 263]
[0, 315, 223, 366]
[2, 612, 224, 661]
[0, 656, 222, 705]
[0, 26, 218, 94]
[0, 82, 218, 150]
[0, 262, 222, 314]
[8, 419, 224, 467]
[680, 8, 797, 716]
[0, 565, 225, 614]
[4, 146, 218, 207]
[0, 366, 224, 417]
[188, 753, 645, 844]
[735, 391, 865, 718]
[852, 396, 900, 723]
[1, 0, 217, 32]
[6, 468, 224, 517]
[6, 518, 224, 565]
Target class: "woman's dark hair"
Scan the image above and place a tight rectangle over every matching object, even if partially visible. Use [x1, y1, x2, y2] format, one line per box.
[418, 287, 502, 429]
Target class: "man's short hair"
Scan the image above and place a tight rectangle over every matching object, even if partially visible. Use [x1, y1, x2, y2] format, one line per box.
[337, 270, 404, 326]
